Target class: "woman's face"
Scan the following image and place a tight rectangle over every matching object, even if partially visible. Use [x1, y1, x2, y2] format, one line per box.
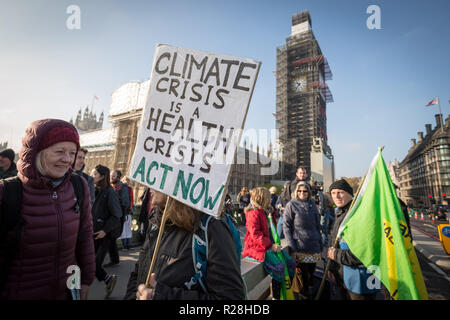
[297, 187, 309, 201]
[40, 142, 77, 178]
[92, 169, 104, 184]
[150, 189, 168, 209]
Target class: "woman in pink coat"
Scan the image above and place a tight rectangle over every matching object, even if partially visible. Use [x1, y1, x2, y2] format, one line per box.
[0, 119, 95, 300]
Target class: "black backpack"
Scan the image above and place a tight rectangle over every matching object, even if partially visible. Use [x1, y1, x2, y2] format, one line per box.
[0, 174, 85, 291]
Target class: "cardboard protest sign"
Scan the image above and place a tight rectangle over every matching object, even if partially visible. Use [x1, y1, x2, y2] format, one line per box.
[129, 44, 260, 217]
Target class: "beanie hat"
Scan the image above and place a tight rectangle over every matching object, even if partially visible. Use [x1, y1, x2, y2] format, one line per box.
[329, 179, 354, 196]
[0, 148, 15, 162]
[38, 126, 80, 152]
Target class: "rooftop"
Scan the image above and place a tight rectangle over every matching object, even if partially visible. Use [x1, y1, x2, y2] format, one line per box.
[79, 127, 117, 152]
[109, 80, 150, 117]
[400, 114, 450, 166]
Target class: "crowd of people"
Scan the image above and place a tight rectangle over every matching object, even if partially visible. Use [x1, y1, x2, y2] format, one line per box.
[0, 118, 391, 301]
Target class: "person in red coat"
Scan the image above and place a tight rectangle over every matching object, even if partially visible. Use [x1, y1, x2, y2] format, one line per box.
[242, 187, 285, 299]
[242, 187, 281, 262]
[0, 119, 95, 300]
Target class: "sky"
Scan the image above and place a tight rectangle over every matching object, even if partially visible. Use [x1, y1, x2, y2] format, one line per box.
[1, 0, 449, 178]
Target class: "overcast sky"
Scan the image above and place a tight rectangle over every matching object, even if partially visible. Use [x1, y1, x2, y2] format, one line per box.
[1, 0, 449, 178]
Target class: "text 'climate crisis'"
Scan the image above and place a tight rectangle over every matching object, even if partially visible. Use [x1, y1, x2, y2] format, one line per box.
[154, 51, 257, 109]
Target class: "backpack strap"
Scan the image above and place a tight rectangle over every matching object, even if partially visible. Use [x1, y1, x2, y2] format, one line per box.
[0, 176, 23, 292]
[70, 173, 84, 214]
[114, 184, 123, 202]
[70, 173, 86, 246]
[185, 214, 212, 294]
[223, 213, 242, 265]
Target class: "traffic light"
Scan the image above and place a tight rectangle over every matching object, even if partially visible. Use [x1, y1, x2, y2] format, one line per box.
[428, 194, 432, 198]
[443, 193, 446, 197]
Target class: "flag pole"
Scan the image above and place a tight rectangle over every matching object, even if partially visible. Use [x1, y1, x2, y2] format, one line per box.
[314, 148, 384, 300]
[438, 97, 444, 133]
[145, 196, 172, 287]
[91, 95, 96, 113]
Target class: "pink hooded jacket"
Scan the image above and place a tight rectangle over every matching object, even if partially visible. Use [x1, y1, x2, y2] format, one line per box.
[0, 119, 95, 300]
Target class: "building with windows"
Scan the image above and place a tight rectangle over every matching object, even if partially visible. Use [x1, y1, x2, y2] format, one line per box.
[70, 106, 104, 133]
[275, 11, 334, 182]
[398, 114, 450, 208]
[78, 80, 149, 198]
[228, 143, 273, 197]
[387, 159, 401, 187]
[79, 127, 116, 172]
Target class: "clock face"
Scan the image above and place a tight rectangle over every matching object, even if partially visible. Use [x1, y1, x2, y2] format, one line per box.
[291, 75, 307, 92]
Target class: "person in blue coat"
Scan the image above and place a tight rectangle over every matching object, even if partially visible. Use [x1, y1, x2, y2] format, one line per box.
[283, 181, 322, 299]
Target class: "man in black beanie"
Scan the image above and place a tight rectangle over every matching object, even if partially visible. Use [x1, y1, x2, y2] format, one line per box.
[0, 148, 18, 179]
[326, 179, 379, 300]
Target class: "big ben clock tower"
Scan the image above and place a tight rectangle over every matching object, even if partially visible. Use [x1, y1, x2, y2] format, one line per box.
[275, 11, 335, 185]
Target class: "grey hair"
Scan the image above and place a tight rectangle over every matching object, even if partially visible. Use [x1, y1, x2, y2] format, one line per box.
[292, 181, 312, 200]
[35, 151, 47, 176]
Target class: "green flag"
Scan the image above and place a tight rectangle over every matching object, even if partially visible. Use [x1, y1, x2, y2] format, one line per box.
[268, 214, 294, 300]
[340, 148, 428, 300]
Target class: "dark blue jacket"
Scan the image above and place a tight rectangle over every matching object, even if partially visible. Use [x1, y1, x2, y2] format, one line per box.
[283, 198, 322, 254]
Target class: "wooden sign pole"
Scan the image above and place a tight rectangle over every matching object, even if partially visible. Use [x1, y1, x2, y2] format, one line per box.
[145, 196, 172, 287]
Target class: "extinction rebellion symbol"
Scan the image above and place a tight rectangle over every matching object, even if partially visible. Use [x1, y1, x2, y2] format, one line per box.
[441, 227, 450, 238]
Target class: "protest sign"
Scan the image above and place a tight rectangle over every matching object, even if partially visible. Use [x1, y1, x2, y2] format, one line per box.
[130, 44, 260, 217]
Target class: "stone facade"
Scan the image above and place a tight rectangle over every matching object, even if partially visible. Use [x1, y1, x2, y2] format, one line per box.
[398, 114, 450, 208]
[70, 106, 103, 133]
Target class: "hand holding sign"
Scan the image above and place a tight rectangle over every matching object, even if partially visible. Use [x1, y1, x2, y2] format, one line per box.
[129, 45, 260, 294]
